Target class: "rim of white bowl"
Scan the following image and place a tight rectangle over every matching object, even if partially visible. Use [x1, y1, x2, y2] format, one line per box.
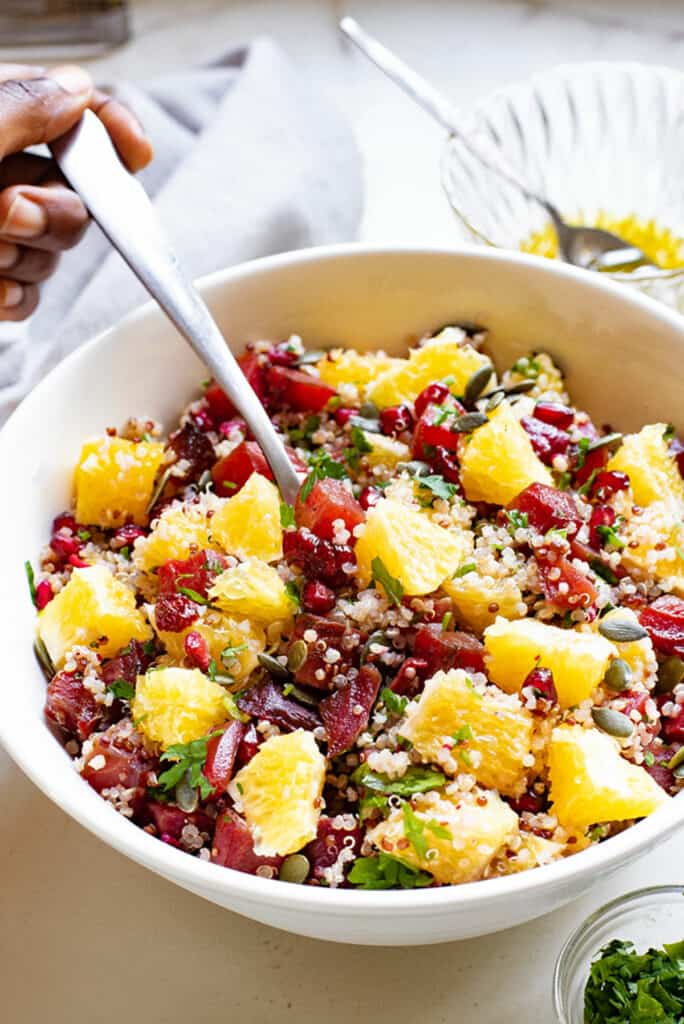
[2, 242, 684, 914]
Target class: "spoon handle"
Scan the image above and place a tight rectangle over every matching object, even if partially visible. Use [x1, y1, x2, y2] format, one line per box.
[51, 110, 301, 505]
[340, 16, 552, 215]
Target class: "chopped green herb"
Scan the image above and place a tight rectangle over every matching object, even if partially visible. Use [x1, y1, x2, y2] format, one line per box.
[158, 730, 224, 800]
[452, 724, 473, 745]
[379, 687, 408, 716]
[106, 679, 135, 701]
[119, 545, 131, 560]
[511, 355, 541, 379]
[348, 853, 432, 890]
[506, 509, 529, 532]
[644, 751, 655, 767]
[441, 611, 453, 631]
[344, 425, 373, 470]
[221, 642, 248, 666]
[177, 586, 214, 606]
[280, 502, 295, 528]
[223, 692, 249, 722]
[584, 938, 684, 1023]
[220, 480, 237, 491]
[415, 473, 458, 505]
[142, 640, 157, 658]
[24, 560, 37, 608]
[300, 450, 347, 501]
[402, 802, 429, 859]
[596, 523, 625, 551]
[358, 793, 390, 822]
[453, 562, 476, 578]
[664, 424, 676, 442]
[288, 414, 321, 444]
[577, 469, 599, 497]
[285, 580, 301, 609]
[425, 819, 452, 841]
[371, 556, 404, 607]
[451, 723, 474, 766]
[353, 764, 446, 797]
[591, 559, 619, 585]
[77, 529, 91, 542]
[574, 436, 591, 471]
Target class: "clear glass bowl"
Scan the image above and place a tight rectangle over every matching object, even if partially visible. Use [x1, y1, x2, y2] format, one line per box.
[553, 886, 684, 1023]
[442, 62, 684, 311]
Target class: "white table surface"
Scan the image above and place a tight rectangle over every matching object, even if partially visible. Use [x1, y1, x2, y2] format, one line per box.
[3, 1, 684, 1020]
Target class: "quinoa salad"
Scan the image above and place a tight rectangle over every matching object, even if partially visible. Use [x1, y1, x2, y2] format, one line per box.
[28, 324, 684, 890]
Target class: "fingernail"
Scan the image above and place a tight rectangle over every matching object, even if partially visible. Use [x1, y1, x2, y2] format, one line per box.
[51, 64, 92, 96]
[0, 242, 18, 270]
[1, 195, 47, 238]
[0, 280, 23, 309]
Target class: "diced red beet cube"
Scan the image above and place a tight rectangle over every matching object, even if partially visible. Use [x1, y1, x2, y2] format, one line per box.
[101, 639, 155, 688]
[265, 365, 337, 412]
[305, 815, 362, 883]
[235, 723, 263, 767]
[660, 705, 684, 744]
[211, 809, 283, 875]
[81, 721, 155, 818]
[211, 439, 274, 495]
[237, 679, 322, 732]
[167, 422, 215, 482]
[536, 553, 597, 611]
[157, 549, 228, 599]
[413, 624, 486, 675]
[52, 512, 78, 534]
[414, 381, 451, 419]
[301, 579, 336, 615]
[45, 670, 102, 740]
[204, 353, 267, 424]
[532, 401, 575, 430]
[204, 720, 246, 795]
[520, 666, 558, 713]
[267, 341, 299, 366]
[283, 528, 355, 588]
[521, 416, 571, 465]
[641, 596, 684, 657]
[507, 789, 548, 814]
[205, 381, 235, 423]
[358, 485, 382, 511]
[573, 445, 608, 488]
[429, 446, 462, 485]
[590, 469, 630, 501]
[184, 631, 211, 672]
[412, 401, 465, 459]
[379, 404, 414, 437]
[290, 614, 361, 691]
[508, 482, 581, 534]
[154, 592, 200, 632]
[295, 478, 364, 541]
[320, 665, 382, 757]
[643, 743, 679, 794]
[147, 802, 212, 840]
[389, 657, 430, 697]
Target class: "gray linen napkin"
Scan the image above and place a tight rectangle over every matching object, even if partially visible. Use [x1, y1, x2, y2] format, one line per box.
[0, 37, 363, 421]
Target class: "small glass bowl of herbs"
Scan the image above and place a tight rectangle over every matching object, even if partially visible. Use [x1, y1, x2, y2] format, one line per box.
[554, 887, 684, 1023]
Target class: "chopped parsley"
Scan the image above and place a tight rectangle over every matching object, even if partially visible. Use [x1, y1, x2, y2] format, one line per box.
[280, 502, 295, 528]
[379, 687, 408, 717]
[453, 562, 476, 578]
[415, 473, 458, 505]
[451, 723, 474, 766]
[353, 764, 446, 797]
[596, 522, 625, 551]
[176, 586, 214, 606]
[511, 355, 541, 379]
[348, 853, 433, 890]
[358, 792, 390, 822]
[285, 579, 301, 609]
[402, 802, 452, 858]
[157, 730, 224, 800]
[584, 938, 684, 1023]
[106, 679, 135, 701]
[505, 509, 529, 532]
[371, 556, 404, 607]
[644, 751, 655, 767]
[300, 450, 347, 501]
[345, 425, 373, 470]
[288, 414, 321, 444]
[441, 611, 453, 631]
[591, 559, 619, 586]
[24, 560, 37, 608]
[77, 529, 91, 542]
[221, 642, 248, 668]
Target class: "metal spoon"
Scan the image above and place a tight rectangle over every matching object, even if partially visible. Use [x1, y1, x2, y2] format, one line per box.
[340, 16, 650, 272]
[50, 110, 302, 505]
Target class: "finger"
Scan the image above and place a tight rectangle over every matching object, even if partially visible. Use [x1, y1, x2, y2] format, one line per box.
[0, 65, 92, 159]
[0, 279, 39, 321]
[90, 88, 153, 172]
[0, 242, 58, 283]
[0, 65, 46, 83]
[0, 182, 88, 251]
[0, 152, 57, 189]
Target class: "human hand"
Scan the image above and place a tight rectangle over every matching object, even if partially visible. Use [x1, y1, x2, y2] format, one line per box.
[0, 63, 153, 321]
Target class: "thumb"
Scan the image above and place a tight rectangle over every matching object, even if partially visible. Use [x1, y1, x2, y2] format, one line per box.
[0, 65, 92, 161]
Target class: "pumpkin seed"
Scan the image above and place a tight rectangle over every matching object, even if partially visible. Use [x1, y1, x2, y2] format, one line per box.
[452, 412, 489, 433]
[296, 349, 327, 366]
[197, 469, 213, 492]
[34, 637, 55, 681]
[673, 762, 684, 780]
[588, 432, 622, 454]
[279, 853, 310, 884]
[602, 658, 633, 692]
[359, 400, 380, 420]
[145, 464, 175, 515]
[502, 378, 536, 397]
[591, 706, 634, 738]
[463, 364, 494, 407]
[486, 390, 505, 412]
[285, 683, 319, 707]
[397, 460, 431, 477]
[349, 415, 381, 433]
[287, 639, 309, 672]
[667, 746, 684, 772]
[257, 652, 290, 680]
[656, 656, 684, 695]
[598, 618, 648, 643]
[175, 773, 199, 813]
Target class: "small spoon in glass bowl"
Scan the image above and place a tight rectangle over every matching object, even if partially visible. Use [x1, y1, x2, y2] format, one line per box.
[50, 110, 302, 505]
[340, 16, 651, 272]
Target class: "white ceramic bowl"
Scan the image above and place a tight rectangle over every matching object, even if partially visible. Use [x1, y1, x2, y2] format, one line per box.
[2, 245, 684, 946]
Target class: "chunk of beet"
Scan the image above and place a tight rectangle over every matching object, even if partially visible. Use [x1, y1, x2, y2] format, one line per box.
[157, 549, 228, 599]
[204, 720, 246, 795]
[154, 592, 200, 632]
[591, 470, 630, 501]
[413, 624, 485, 675]
[507, 789, 548, 815]
[211, 809, 282, 875]
[320, 665, 382, 757]
[520, 666, 557, 714]
[283, 528, 355, 588]
[211, 439, 274, 495]
[643, 743, 679, 794]
[295, 478, 364, 541]
[305, 815, 362, 883]
[659, 703, 684, 744]
[101, 639, 155, 688]
[265, 365, 337, 412]
[45, 670, 102, 741]
[168, 422, 215, 481]
[81, 721, 155, 818]
[147, 802, 212, 840]
[204, 352, 267, 423]
[641, 596, 684, 657]
[521, 416, 570, 465]
[508, 482, 581, 534]
[589, 505, 616, 548]
[237, 680, 322, 732]
[412, 402, 465, 459]
[290, 614, 361, 691]
[572, 445, 608, 488]
[389, 656, 430, 697]
[532, 402, 574, 430]
[235, 723, 263, 767]
[536, 553, 597, 611]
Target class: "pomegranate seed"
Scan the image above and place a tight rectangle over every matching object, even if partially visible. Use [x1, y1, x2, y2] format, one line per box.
[35, 579, 53, 610]
[358, 485, 382, 510]
[521, 667, 558, 712]
[52, 513, 78, 534]
[155, 593, 200, 633]
[192, 409, 214, 432]
[184, 631, 211, 672]
[333, 407, 355, 427]
[521, 416, 570, 464]
[591, 469, 629, 500]
[302, 579, 336, 614]
[379, 404, 414, 436]
[508, 790, 546, 814]
[414, 381, 451, 418]
[160, 833, 181, 848]
[267, 343, 299, 366]
[431, 446, 461, 484]
[51, 533, 81, 559]
[589, 505, 616, 548]
[533, 401, 574, 430]
[112, 524, 146, 549]
[218, 417, 246, 439]
[68, 554, 90, 568]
